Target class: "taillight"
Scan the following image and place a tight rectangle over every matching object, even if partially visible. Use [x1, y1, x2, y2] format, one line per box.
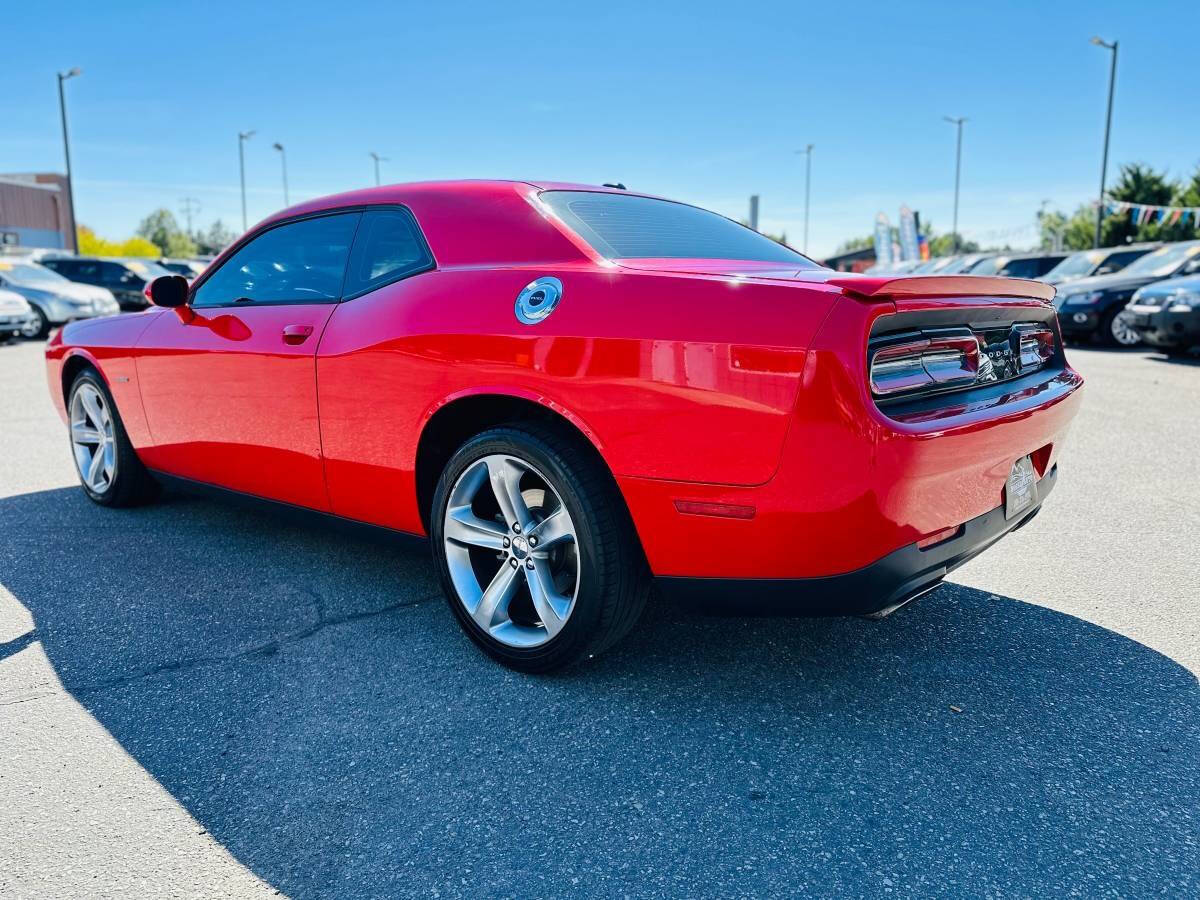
[1016, 325, 1055, 371]
[870, 330, 980, 396]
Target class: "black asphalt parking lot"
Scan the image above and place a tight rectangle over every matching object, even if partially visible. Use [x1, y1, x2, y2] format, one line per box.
[1, 339, 1197, 897]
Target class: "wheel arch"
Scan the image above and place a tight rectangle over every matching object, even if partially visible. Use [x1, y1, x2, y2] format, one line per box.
[60, 349, 106, 406]
[413, 389, 619, 535]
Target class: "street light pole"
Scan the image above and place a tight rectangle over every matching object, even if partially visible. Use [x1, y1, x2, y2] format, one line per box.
[238, 130, 255, 232]
[796, 144, 814, 255]
[1091, 37, 1118, 249]
[369, 151, 388, 186]
[273, 142, 289, 206]
[943, 116, 967, 253]
[56, 68, 81, 253]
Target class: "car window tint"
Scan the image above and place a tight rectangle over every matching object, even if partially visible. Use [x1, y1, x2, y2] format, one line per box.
[100, 262, 130, 285]
[193, 212, 360, 307]
[999, 259, 1038, 278]
[343, 209, 433, 296]
[1108, 250, 1145, 267]
[74, 261, 101, 281]
[540, 190, 814, 265]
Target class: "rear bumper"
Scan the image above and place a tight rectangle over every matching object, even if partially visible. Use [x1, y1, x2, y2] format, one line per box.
[657, 465, 1055, 615]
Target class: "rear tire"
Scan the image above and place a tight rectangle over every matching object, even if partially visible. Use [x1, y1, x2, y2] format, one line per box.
[430, 423, 649, 672]
[67, 368, 158, 507]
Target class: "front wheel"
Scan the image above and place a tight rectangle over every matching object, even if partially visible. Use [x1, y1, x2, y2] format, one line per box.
[21, 305, 50, 340]
[430, 424, 649, 672]
[1101, 306, 1141, 347]
[67, 369, 158, 506]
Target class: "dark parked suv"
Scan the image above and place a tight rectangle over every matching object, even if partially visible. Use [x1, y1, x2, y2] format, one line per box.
[1125, 274, 1200, 356]
[41, 257, 174, 311]
[1054, 241, 1200, 346]
[967, 252, 1069, 279]
[1040, 243, 1159, 286]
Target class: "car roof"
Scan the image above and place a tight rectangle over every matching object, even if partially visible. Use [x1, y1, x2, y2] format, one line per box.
[243, 180, 656, 270]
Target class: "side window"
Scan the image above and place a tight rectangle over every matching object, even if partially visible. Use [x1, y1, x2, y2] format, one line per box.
[74, 261, 102, 282]
[1000, 259, 1038, 278]
[100, 262, 131, 285]
[1107, 251, 1143, 268]
[193, 212, 361, 308]
[342, 209, 433, 297]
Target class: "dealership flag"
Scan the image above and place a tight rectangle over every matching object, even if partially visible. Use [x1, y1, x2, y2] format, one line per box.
[873, 213, 893, 268]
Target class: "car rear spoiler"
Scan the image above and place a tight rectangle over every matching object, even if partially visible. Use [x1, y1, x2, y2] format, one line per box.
[826, 274, 1056, 304]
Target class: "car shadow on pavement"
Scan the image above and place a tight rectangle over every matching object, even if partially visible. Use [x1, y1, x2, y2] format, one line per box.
[2, 486, 1197, 897]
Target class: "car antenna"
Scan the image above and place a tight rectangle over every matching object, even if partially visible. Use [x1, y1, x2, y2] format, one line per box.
[602, 183, 627, 190]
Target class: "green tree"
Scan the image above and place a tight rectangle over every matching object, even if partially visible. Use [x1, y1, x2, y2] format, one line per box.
[833, 234, 874, 254]
[195, 220, 236, 255]
[1100, 163, 1184, 246]
[76, 225, 160, 257]
[1036, 204, 1097, 251]
[136, 208, 196, 257]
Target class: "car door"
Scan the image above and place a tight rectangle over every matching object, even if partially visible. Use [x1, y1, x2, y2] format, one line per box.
[135, 211, 361, 510]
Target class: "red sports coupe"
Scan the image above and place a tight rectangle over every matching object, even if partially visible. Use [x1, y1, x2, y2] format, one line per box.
[45, 181, 1083, 671]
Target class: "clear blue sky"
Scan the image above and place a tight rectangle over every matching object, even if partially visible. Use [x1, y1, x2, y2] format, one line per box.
[3, 0, 1197, 258]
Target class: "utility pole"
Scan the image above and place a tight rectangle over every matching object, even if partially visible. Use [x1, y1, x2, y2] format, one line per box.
[748, 195, 760, 232]
[238, 130, 256, 232]
[796, 145, 814, 254]
[179, 197, 200, 237]
[273, 142, 289, 206]
[943, 116, 967, 253]
[57, 68, 82, 252]
[369, 151, 388, 187]
[1091, 37, 1118, 249]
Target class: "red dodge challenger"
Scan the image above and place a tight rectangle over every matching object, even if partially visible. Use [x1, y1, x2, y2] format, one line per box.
[45, 181, 1083, 671]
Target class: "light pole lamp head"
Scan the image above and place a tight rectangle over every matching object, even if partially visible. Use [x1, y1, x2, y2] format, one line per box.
[59, 67, 82, 81]
[1090, 36, 1116, 49]
[273, 142, 284, 152]
[239, 130, 256, 142]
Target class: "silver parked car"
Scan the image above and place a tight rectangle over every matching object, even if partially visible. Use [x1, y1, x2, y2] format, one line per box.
[0, 259, 120, 339]
[0, 288, 36, 340]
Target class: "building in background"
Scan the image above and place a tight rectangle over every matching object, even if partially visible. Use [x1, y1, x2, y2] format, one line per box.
[821, 246, 876, 272]
[0, 174, 74, 250]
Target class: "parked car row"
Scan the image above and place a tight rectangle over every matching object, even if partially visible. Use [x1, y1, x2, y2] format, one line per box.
[862, 240, 1200, 352]
[0, 251, 211, 342]
[39, 256, 176, 310]
[1070, 242, 1200, 350]
[0, 257, 120, 338]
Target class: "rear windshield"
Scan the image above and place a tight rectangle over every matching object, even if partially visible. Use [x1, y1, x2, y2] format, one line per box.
[540, 190, 814, 265]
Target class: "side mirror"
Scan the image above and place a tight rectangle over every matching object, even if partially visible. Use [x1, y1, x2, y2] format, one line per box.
[147, 274, 189, 308]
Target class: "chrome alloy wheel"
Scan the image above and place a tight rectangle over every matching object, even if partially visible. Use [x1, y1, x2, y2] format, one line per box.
[442, 454, 580, 648]
[70, 383, 116, 493]
[1111, 310, 1141, 346]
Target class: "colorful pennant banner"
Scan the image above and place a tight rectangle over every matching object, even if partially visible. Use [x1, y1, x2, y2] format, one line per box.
[1097, 197, 1200, 226]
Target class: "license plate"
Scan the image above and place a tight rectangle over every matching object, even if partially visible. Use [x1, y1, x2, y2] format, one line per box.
[1005, 455, 1037, 519]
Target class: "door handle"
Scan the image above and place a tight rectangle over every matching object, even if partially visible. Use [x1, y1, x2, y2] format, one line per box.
[282, 324, 314, 345]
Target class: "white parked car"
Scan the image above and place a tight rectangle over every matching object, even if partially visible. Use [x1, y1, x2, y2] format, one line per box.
[0, 288, 36, 341]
